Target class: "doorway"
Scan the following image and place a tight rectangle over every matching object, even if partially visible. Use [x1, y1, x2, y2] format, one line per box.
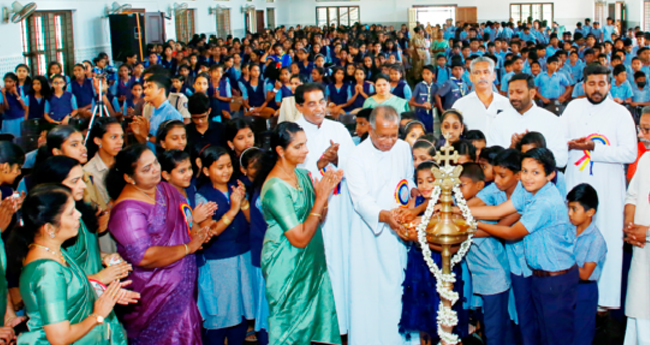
[256, 10, 265, 32]
[414, 6, 455, 27]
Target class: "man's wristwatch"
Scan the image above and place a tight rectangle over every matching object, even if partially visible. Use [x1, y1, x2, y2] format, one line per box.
[91, 313, 104, 324]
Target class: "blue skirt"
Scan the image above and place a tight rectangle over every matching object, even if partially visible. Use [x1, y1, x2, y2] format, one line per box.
[399, 244, 469, 341]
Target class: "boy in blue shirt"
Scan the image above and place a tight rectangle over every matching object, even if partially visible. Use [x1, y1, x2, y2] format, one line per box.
[567, 183, 607, 345]
[471, 148, 578, 345]
[610, 64, 634, 105]
[436, 61, 468, 111]
[631, 71, 650, 109]
[461, 163, 512, 345]
[434, 54, 451, 87]
[534, 56, 572, 105]
[409, 65, 437, 133]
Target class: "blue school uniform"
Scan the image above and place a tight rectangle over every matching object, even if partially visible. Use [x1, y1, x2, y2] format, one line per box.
[519, 32, 537, 43]
[69, 78, 94, 109]
[513, 181, 577, 345]
[633, 84, 650, 103]
[610, 80, 634, 101]
[1, 91, 27, 138]
[240, 78, 272, 109]
[274, 85, 293, 105]
[573, 222, 607, 345]
[591, 28, 603, 42]
[116, 78, 135, 101]
[27, 94, 45, 119]
[160, 58, 177, 73]
[412, 81, 438, 133]
[45, 92, 77, 121]
[435, 65, 452, 87]
[209, 78, 232, 114]
[148, 100, 183, 136]
[572, 83, 585, 98]
[475, 183, 516, 345]
[500, 71, 515, 93]
[298, 61, 314, 78]
[391, 80, 412, 100]
[535, 72, 572, 100]
[437, 77, 468, 110]
[327, 83, 352, 109]
[350, 82, 374, 110]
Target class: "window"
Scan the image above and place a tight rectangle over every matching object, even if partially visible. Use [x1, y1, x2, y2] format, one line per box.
[216, 8, 231, 39]
[316, 6, 360, 28]
[645, 1, 650, 31]
[509, 3, 553, 25]
[175, 9, 195, 43]
[267, 8, 276, 29]
[21, 11, 74, 76]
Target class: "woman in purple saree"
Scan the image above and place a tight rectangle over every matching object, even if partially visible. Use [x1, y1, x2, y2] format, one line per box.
[106, 145, 211, 345]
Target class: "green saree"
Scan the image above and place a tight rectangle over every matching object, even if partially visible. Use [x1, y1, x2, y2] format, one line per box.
[18, 250, 126, 345]
[261, 169, 341, 345]
[66, 219, 103, 276]
[362, 95, 410, 114]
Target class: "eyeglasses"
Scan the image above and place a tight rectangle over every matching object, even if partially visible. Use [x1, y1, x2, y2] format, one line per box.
[638, 125, 650, 135]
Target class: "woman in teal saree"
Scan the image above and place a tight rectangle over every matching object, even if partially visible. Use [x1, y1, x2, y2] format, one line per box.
[13, 185, 138, 344]
[258, 122, 344, 345]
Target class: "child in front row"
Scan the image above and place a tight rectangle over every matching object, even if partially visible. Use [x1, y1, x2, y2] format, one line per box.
[566, 183, 607, 345]
[516, 131, 566, 196]
[461, 163, 512, 345]
[470, 148, 577, 345]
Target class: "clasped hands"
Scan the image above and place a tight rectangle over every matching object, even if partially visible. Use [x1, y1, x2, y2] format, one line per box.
[624, 222, 649, 248]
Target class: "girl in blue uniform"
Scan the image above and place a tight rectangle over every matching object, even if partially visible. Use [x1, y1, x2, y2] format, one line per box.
[327, 66, 353, 117]
[45, 74, 78, 124]
[349, 67, 375, 113]
[273, 67, 293, 108]
[69, 64, 94, 118]
[1, 73, 28, 137]
[15, 64, 31, 96]
[47, 62, 70, 86]
[240, 64, 275, 118]
[115, 64, 134, 103]
[196, 146, 254, 345]
[27, 76, 50, 120]
[209, 65, 233, 121]
[389, 64, 412, 100]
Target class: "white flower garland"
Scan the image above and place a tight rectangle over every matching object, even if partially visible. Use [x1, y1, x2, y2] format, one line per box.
[415, 166, 476, 345]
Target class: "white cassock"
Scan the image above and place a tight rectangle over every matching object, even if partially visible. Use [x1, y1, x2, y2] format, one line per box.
[452, 91, 513, 137]
[346, 138, 413, 345]
[562, 97, 637, 308]
[295, 115, 355, 334]
[623, 152, 650, 345]
[487, 104, 568, 167]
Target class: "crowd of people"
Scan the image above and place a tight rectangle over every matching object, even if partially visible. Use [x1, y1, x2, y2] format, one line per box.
[0, 14, 647, 345]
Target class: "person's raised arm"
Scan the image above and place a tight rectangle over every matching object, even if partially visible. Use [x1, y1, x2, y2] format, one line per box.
[469, 199, 518, 220]
[477, 220, 529, 240]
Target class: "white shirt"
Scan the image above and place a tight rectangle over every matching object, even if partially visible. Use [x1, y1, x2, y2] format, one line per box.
[452, 91, 513, 136]
[488, 103, 568, 167]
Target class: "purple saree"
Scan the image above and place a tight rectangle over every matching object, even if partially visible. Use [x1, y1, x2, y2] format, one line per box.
[108, 181, 202, 345]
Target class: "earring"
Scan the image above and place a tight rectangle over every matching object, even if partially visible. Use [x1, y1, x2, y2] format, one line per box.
[132, 182, 136, 185]
[50, 232, 55, 239]
[99, 144, 102, 148]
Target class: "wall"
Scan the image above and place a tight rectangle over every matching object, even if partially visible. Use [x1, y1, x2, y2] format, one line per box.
[276, 0, 596, 30]
[0, 0, 278, 76]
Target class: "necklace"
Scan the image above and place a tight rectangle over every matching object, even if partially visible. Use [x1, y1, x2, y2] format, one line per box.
[278, 164, 302, 191]
[30, 243, 67, 264]
[133, 185, 157, 203]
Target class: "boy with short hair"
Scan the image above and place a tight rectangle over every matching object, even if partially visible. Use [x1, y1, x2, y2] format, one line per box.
[354, 108, 372, 145]
[631, 71, 650, 109]
[567, 183, 607, 345]
[435, 54, 451, 87]
[409, 65, 438, 133]
[534, 56, 572, 105]
[611, 64, 634, 105]
[436, 61, 468, 111]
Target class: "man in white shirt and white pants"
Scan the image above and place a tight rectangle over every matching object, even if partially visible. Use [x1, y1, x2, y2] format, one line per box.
[452, 56, 512, 138]
[293, 83, 356, 336]
[488, 73, 568, 167]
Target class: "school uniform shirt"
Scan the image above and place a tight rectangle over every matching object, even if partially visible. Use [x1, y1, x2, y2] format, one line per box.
[632, 84, 650, 103]
[534, 72, 572, 100]
[186, 120, 223, 149]
[274, 85, 293, 104]
[512, 182, 576, 272]
[349, 82, 375, 110]
[328, 83, 352, 108]
[2, 91, 27, 120]
[451, 91, 512, 136]
[239, 79, 273, 107]
[298, 61, 314, 79]
[412, 81, 438, 110]
[624, 152, 650, 319]
[500, 71, 515, 93]
[116, 78, 135, 101]
[519, 32, 537, 43]
[45, 92, 78, 121]
[27, 94, 45, 119]
[437, 77, 468, 110]
[572, 82, 586, 98]
[468, 184, 512, 295]
[487, 103, 568, 167]
[574, 222, 607, 281]
[610, 80, 634, 101]
[603, 25, 616, 42]
[148, 100, 184, 136]
[591, 28, 603, 42]
[69, 78, 94, 108]
[268, 54, 292, 68]
[435, 65, 452, 88]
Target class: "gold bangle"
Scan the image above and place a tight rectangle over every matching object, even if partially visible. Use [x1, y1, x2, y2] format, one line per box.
[222, 215, 232, 226]
[183, 243, 189, 255]
[309, 213, 322, 219]
[241, 202, 250, 211]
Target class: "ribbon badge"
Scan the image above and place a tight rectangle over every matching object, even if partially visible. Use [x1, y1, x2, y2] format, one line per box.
[180, 203, 193, 234]
[395, 179, 410, 208]
[574, 134, 610, 175]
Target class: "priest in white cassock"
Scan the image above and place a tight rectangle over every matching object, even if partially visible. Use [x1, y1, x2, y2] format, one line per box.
[452, 56, 512, 137]
[293, 83, 355, 335]
[622, 149, 650, 345]
[346, 105, 413, 345]
[488, 73, 568, 167]
[562, 64, 637, 308]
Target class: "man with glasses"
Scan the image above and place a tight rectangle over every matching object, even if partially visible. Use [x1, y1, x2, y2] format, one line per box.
[294, 82, 355, 338]
[563, 64, 638, 311]
[346, 105, 411, 345]
[627, 109, 650, 182]
[452, 56, 512, 143]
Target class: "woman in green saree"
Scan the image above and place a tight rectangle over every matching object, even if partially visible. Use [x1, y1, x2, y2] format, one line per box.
[362, 74, 410, 114]
[13, 184, 139, 345]
[257, 122, 344, 345]
[30, 156, 132, 285]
